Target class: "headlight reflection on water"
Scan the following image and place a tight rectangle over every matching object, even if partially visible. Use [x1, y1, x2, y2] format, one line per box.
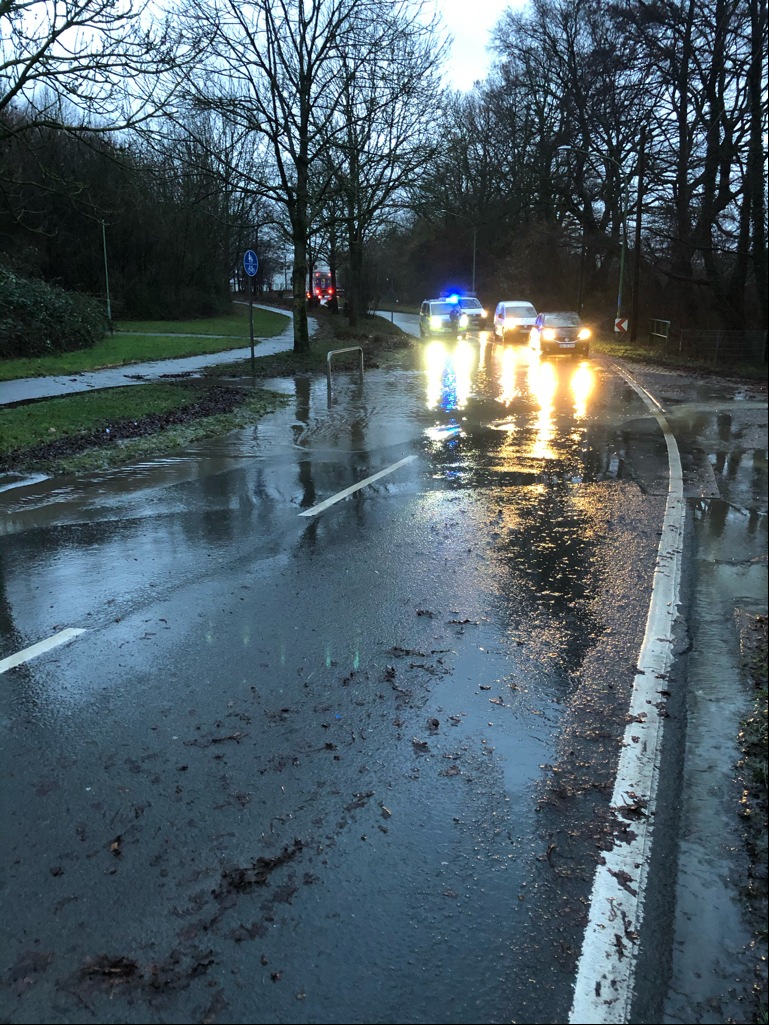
[424, 339, 476, 412]
[528, 358, 558, 460]
[423, 338, 596, 463]
[570, 363, 595, 419]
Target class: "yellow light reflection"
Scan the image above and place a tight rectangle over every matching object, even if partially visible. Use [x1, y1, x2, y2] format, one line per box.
[528, 359, 558, 460]
[453, 339, 475, 408]
[570, 363, 595, 419]
[494, 344, 533, 406]
[497, 346, 518, 405]
[424, 340, 448, 410]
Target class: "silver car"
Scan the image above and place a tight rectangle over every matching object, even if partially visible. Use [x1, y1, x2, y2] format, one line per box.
[493, 300, 538, 343]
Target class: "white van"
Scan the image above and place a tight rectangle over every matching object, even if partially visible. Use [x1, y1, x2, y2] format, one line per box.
[493, 300, 538, 343]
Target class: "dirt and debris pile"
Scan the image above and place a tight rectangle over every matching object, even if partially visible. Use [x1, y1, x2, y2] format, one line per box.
[0, 384, 248, 473]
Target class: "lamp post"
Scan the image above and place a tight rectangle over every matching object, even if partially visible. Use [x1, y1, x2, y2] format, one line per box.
[101, 219, 112, 323]
[557, 145, 630, 332]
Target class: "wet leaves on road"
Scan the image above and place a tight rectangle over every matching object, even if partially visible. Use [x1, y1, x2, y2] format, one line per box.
[80, 954, 140, 983]
[220, 838, 304, 893]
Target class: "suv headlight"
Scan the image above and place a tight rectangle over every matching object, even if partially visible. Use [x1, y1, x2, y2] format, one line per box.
[430, 315, 443, 329]
[578, 328, 591, 340]
[543, 328, 556, 340]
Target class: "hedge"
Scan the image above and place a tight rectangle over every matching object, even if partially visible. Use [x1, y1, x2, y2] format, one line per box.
[0, 265, 108, 359]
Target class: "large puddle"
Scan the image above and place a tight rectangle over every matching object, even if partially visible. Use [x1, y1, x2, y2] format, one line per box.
[664, 494, 768, 1024]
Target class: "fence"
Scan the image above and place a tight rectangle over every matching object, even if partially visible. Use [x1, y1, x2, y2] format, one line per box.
[676, 328, 767, 367]
[647, 321, 767, 368]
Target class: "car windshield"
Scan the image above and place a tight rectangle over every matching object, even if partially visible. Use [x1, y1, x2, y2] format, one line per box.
[507, 305, 536, 316]
[543, 312, 581, 326]
[430, 303, 453, 315]
[460, 298, 482, 310]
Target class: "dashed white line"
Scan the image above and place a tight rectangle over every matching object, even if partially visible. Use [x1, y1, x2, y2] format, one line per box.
[0, 627, 87, 675]
[298, 454, 417, 517]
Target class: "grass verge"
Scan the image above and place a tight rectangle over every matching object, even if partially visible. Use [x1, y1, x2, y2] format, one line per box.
[593, 335, 767, 382]
[0, 382, 290, 475]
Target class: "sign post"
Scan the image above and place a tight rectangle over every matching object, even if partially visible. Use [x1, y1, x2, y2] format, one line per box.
[243, 250, 259, 372]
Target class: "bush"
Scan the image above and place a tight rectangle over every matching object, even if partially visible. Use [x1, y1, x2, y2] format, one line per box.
[0, 265, 108, 359]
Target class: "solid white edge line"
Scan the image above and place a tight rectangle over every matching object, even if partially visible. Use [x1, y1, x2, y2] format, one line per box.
[298, 454, 417, 517]
[0, 627, 87, 675]
[569, 364, 686, 1023]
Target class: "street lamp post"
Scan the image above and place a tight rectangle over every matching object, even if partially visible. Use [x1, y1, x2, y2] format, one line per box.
[557, 145, 630, 332]
[101, 219, 112, 323]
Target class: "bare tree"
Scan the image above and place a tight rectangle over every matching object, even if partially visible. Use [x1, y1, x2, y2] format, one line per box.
[328, 8, 446, 326]
[0, 0, 184, 138]
[179, 0, 445, 352]
[608, 0, 767, 329]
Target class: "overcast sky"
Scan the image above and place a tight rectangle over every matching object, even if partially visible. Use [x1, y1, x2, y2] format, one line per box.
[439, 0, 528, 92]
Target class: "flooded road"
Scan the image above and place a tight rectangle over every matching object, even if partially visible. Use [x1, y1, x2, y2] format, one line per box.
[1, 333, 766, 1024]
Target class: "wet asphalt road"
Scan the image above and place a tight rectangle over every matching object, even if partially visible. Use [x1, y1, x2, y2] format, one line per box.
[0, 323, 766, 1024]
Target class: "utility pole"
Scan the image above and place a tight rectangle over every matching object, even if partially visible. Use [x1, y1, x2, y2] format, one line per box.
[101, 220, 112, 323]
[629, 126, 647, 344]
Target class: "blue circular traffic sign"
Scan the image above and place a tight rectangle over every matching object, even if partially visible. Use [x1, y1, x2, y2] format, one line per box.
[243, 250, 259, 277]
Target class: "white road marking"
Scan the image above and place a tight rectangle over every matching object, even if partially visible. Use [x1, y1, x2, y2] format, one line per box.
[569, 365, 686, 1023]
[0, 628, 87, 675]
[298, 455, 417, 517]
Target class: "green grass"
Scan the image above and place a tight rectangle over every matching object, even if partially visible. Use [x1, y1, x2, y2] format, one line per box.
[53, 392, 290, 475]
[113, 308, 287, 337]
[0, 381, 291, 474]
[0, 307, 290, 381]
[0, 384, 212, 453]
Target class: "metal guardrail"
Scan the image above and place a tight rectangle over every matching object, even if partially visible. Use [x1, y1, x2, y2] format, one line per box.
[326, 346, 364, 404]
